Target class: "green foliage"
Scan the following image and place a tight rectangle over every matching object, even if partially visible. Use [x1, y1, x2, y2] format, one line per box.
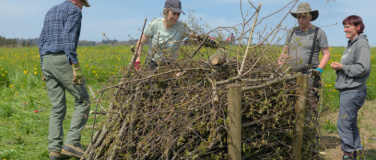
[0, 35, 18, 47]
[0, 68, 10, 87]
[322, 120, 337, 133]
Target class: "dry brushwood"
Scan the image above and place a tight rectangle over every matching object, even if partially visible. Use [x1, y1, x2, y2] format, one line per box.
[83, 1, 321, 159]
[82, 44, 320, 159]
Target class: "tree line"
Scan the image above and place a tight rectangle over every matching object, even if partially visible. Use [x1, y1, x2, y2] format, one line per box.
[0, 35, 139, 47]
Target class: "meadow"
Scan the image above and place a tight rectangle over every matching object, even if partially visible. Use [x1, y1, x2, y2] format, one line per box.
[0, 45, 375, 159]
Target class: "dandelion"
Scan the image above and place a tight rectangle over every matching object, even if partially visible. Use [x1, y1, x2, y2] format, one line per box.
[34, 71, 37, 75]
[0, 68, 3, 70]
[93, 71, 96, 73]
[24, 71, 27, 74]
[10, 84, 12, 88]
[14, 92, 19, 95]
[2, 74, 4, 76]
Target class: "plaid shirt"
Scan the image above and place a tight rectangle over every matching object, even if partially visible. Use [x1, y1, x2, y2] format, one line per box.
[38, 0, 82, 67]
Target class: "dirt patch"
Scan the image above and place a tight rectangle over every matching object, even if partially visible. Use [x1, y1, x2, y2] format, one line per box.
[320, 100, 376, 159]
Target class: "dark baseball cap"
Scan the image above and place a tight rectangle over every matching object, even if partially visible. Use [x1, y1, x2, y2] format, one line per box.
[164, 0, 185, 15]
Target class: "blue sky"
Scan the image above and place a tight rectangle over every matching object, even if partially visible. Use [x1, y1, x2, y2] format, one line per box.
[0, 0, 375, 47]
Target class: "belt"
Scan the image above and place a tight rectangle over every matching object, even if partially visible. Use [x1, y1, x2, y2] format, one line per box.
[45, 51, 65, 55]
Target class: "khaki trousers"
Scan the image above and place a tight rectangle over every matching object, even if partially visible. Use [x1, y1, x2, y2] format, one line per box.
[42, 53, 90, 152]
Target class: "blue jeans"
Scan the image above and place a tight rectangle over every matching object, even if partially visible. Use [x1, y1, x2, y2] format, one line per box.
[337, 89, 367, 153]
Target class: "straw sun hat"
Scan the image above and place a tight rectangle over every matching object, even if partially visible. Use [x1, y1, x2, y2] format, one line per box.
[290, 3, 319, 21]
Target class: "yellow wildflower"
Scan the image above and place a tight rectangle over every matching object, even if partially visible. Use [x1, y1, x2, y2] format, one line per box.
[24, 71, 27, 74]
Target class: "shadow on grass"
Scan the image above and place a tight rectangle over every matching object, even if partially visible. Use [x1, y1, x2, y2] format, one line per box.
[320, 135, 340, 150]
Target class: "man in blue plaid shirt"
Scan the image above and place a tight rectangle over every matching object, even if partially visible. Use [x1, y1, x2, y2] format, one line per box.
[38, 0, 90, 159]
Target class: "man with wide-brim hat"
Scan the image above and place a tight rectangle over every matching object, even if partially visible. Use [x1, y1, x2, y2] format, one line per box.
[277, 1, 331, 151]
[290, 2, 319, 21]
[278, 2, 330, 71]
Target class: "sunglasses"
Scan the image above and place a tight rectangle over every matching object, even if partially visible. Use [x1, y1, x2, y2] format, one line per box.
[297, 15, 308, 19]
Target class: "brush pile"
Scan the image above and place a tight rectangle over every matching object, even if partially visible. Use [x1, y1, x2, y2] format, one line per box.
[82, 44, 320, 159]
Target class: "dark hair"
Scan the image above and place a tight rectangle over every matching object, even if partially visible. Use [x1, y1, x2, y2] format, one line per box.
[342, 15, 365, 34]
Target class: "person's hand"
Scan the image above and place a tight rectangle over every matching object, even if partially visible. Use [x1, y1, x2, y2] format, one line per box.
[277, 60, 283, 66]
[189, 33, 200, 43]
[134, 61, 140, 71]
[331, 62, 343, 71]
[72, 63, 84, 84]
[42, 73, 46, 81]
[277, 54, 287, 66]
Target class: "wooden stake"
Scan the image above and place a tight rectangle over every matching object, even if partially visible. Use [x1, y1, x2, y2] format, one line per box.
[292, 74, 308, 160]
[227, 84, 242, 160]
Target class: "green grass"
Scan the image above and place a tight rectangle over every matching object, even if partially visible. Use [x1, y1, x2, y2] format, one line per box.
[320, 47, 376, 112]
[0, 45, 375, 159]
[0, 45, 133, 159]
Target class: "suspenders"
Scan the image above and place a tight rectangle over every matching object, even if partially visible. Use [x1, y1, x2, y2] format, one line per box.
[289, 27, 319, 66]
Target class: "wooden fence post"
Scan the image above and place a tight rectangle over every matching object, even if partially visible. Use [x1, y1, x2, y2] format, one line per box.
[227, 84, 242, 160]
[292, 74, 308, 160]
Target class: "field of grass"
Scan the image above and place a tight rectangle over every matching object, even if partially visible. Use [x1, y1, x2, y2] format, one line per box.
[0, 45, 375, 159]
[320, 47, 376, 112]
[0, 46, 133, 159]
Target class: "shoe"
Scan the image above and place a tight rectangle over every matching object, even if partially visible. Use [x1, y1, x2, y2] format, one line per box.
[342, 152, 354, 160]
[61, 144, 84, 158]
